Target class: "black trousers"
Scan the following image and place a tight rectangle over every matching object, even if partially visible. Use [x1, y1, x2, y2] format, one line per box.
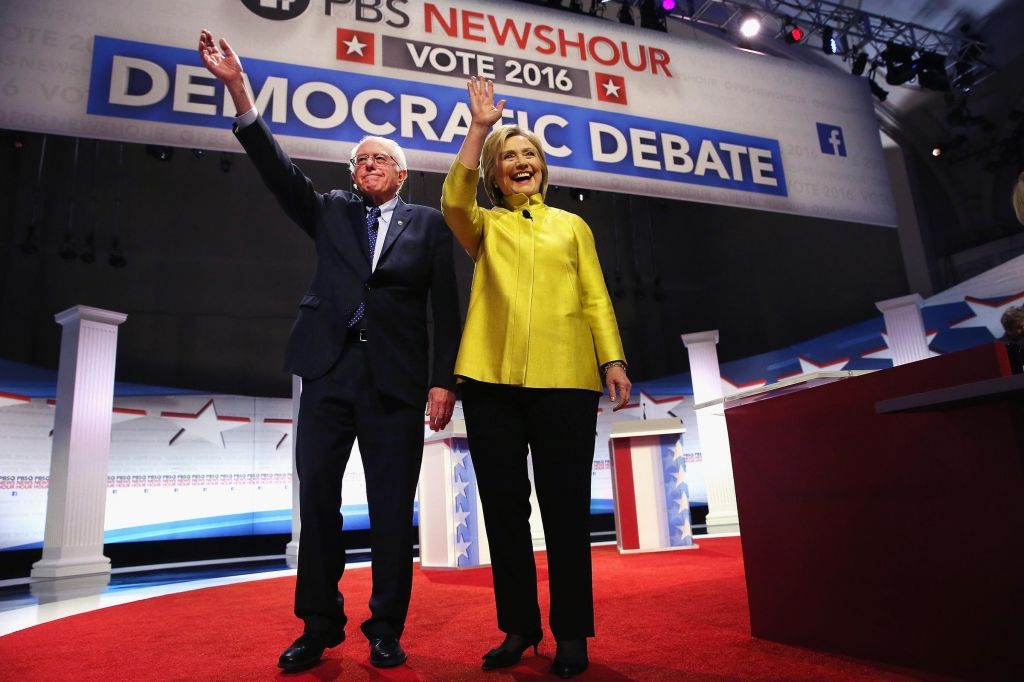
[294, 340, 424, 640]
[461, 380, 601, 641]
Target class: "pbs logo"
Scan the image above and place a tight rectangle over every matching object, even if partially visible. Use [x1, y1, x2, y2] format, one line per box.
[241, 0, 310, 21]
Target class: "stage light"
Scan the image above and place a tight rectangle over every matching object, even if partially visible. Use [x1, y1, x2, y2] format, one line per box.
[662, 0, 676, 10]
[739, 13, 760, 38]
[59, 232, 77, 261]
[19, 223, 39, 255]
[191, 148, 204, 158]
[570, 187, 590, 202]
[618, 1, 634, 25]
[80, 232, 96, 264]
[146, 145, 174, 162]
[916, 51, 950, 91]
[782, 21, 803, 45]
[851, 52, 868, 76]
[109, 236, 127, 268]
[882, 43, 918, 85]
[932, 147, 941, 157]
[869, 79, 888, 102]
[640, 0, 666, 31]
[822, 26, 838, 55]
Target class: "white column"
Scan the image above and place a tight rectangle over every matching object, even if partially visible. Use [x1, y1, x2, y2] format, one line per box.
[285, 375, 301, 567]
[681, 330, 740, 535]
[31, 305, 127, 580]
[876, 294, 929, 366]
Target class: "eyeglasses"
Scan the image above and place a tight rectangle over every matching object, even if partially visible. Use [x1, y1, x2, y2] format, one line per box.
[351, 152, 398, 168]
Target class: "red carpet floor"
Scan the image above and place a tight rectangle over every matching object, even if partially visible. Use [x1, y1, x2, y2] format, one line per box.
[0, 538, 960, 681]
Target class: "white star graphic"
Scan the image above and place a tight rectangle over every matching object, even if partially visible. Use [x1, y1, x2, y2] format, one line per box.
[343, 35, 367, 56]
[951, 293, 1024, 338]
[453, 448, 470, 468]
[602, 79, 621, 98]
[263, 418, 294, 450]
[721, 376, 767, 397]
[161, 399, 250, 448]
[453, 475, 470, 500]
[797, 355, 849, 375]
[454, 505, 471, 530]
[673, 495, 688, 513]
[671, 441, 684, 462]
[670, 466, 686, 487]
[111, 407, 147, 425]
[861, 330, 939, 360]
[455, 539, 472, 560]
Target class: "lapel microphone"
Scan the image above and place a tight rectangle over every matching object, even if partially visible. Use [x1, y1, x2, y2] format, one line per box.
[523, 210, 533, 220]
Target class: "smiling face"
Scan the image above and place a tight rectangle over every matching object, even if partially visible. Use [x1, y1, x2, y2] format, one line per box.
[495, 135, 543, 198]
[351, 138, 407, 206]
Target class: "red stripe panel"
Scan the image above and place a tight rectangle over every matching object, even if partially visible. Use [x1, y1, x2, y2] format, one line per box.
[612, 438, 640, 551]
[263, 418, 292, 424]
[0, 391, 31, 402]
[112, 407, 146, 415]
[216, 416, 251, 423]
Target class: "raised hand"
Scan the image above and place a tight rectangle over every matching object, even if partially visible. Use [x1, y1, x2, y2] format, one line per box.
[198, 29, 252, 116]
[198, 29, 244, 87]
[467, 77, 505, 129]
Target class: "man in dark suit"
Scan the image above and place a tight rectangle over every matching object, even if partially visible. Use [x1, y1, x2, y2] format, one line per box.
[199, 31, 461, 672]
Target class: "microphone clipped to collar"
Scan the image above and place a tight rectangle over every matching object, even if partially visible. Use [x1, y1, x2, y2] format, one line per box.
[523, 209, 533, 220]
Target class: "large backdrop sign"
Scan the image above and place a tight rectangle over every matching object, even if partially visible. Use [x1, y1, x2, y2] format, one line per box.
[0, 0, 896, 225]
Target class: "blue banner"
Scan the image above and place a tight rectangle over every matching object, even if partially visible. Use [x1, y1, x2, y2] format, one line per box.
[88, 36, 786, 197]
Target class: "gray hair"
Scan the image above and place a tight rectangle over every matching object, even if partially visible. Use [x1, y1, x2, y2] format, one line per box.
[1002, 306, 1024, 329]
[349, 135, 408, 173]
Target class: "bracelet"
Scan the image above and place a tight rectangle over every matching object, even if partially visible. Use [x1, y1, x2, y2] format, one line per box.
[601, 360, 627, 374]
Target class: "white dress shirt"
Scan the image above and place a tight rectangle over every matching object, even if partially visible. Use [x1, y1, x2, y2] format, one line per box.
[236, 106, 398, 273]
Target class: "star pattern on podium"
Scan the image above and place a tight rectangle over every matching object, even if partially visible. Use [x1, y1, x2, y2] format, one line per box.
[673, 495, 688, 513]
[454, 504, 470, 530]
[670, 466, 686, 487]
[951, 292, 1024, 338]
[453, 475, 470, 500]
[797, 355, 849, 375]
[455, 539, 472, 560]
[161, 400, 250, 448]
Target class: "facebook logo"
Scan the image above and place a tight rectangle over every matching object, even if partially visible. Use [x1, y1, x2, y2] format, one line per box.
[816, 123, 846, 157]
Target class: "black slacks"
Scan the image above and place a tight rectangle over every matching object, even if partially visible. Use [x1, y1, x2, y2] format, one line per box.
[461, 380, 601, 641]
[294, 340, 424, 640]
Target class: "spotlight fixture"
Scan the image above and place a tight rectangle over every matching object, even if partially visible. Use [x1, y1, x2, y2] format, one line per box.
[80, 232, 96, 264]
[640, 0, 667, 31]
[851, 52, 868, 76]
[821, 26, 839, 55]
[570, 187, 590, 202]
[109, 236, 127, 269]
[932, 135, 967, 157]
[662, 0, 676, 11]
[19, 223, 39, 255]
[869, 78, 889, 102]
[882, 42, 918, 85]
[219, 152, 233, 173]
[739, 13, 760, 39]
[191, 148, 205, 158]
[618, 1, 634, 25]
[59, 231, 77, 261]
[783, 20, 803, 45]
[146, 145, 174, 162]
[916, 51, 950, 91]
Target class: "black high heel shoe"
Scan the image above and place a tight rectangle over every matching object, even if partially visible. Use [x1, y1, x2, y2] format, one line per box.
[481, 631, 543, 670]
[551, 638, 589, 679]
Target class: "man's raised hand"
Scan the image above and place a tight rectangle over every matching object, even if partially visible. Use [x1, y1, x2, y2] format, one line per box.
[198, 30, 244, 86]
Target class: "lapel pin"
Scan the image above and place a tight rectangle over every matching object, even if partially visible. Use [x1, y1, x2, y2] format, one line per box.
[397, 220, 403, 225]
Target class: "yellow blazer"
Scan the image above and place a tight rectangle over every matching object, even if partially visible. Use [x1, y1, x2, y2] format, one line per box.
[441, 158, 625, 392]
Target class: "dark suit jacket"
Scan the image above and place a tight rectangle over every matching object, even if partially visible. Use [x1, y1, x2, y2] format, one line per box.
[235, 115, 461, 407]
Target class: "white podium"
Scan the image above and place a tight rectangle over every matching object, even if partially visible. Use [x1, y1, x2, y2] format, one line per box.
[418, 419, 546, 569]
[608, 418, 698, 553]
[418, 420, 490, 568]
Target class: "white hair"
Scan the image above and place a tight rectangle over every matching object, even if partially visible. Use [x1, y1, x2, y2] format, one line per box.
[349, 135, 408, 173]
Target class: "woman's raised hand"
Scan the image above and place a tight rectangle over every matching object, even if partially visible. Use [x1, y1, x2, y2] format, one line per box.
[467, 77, 506, 129]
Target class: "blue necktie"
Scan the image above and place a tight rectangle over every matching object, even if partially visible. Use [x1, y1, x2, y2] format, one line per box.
[349, 205, 380, 328]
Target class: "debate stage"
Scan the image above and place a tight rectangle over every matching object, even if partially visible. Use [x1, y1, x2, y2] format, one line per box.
[0, 537, 958, 682]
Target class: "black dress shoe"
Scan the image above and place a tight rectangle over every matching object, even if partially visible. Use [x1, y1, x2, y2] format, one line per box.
[369, 636, 407, 668]
[551, 638, 588, 679]
[481, 631, 543, 670]
[277, 629, 345, 672]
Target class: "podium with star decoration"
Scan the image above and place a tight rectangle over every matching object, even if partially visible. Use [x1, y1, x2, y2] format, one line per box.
[418, 420, 491, 569]
[608, 418, 697, 553]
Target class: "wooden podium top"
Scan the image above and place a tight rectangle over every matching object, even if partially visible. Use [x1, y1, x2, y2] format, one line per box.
[609, 417, 685, 439]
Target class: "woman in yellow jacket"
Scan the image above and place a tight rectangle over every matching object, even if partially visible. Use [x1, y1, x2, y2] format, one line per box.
[442, 77, 631, 679]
